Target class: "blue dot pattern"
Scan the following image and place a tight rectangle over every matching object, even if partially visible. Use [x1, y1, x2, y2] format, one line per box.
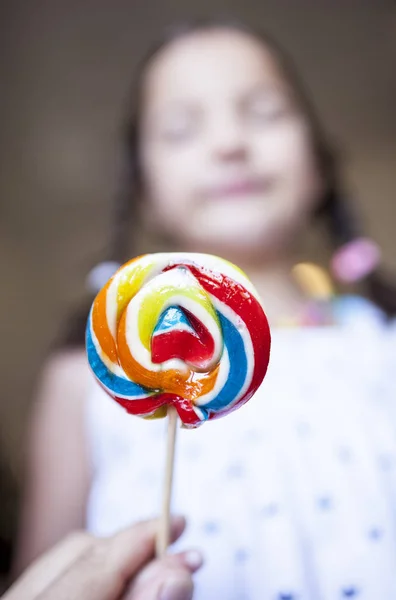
[317, 496, 333, 511]
[342, 587, 359, 597]
[203, 521, 220, 535]
[235, 548, 250, 563]
[368, 527, 383, 541]
[261, 503, 280, 518]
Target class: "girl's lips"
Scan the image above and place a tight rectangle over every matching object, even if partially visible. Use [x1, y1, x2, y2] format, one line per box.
[203, 177, 272, 200]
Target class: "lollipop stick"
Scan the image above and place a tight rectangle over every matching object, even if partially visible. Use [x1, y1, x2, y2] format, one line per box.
[156, 405, 178, 557]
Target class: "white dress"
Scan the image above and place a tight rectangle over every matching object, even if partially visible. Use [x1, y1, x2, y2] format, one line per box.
[85, 298, 396, 600]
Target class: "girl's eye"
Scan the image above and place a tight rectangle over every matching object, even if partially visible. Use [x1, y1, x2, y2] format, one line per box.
[245, 92, 290, 124]
[159, 110, 198, 142]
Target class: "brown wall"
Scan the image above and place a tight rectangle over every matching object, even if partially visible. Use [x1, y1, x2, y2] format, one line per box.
[1, 0, 396, 478]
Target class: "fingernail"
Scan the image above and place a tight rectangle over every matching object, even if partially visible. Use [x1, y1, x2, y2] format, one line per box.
[159, 577, 193, 600]
[183, 550, 203, 571]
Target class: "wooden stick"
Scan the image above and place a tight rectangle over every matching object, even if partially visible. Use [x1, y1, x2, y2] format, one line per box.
[156, 406, 178, 557]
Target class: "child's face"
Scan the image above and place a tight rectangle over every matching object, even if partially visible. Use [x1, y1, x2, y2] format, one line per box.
[139, 28, 323, 259]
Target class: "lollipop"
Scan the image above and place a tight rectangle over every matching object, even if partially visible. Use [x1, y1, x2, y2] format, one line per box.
[86, 252, 271, 552]
[87, 252, 270, 426]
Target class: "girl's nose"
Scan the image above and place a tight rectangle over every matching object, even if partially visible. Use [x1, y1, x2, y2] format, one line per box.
[208, 115, 247, 163]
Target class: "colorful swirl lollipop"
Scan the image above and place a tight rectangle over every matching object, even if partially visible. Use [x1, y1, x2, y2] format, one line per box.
[86, 252, 271, 428]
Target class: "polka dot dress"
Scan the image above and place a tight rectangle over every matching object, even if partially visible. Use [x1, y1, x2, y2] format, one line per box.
[85, 299, 396, 599]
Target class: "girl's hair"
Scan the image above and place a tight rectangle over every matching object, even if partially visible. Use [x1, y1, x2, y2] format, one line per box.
[59, 17, 396, 348]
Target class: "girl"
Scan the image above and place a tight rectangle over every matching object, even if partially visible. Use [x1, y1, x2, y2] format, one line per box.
[16, 19, 396, 599]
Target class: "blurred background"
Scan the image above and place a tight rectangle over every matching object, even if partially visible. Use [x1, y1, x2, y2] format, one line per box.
[1, 0, 395, 583]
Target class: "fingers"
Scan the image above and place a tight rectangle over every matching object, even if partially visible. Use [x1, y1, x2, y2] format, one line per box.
[3, 532, 93, 600]
[102, 515, 187, 588]
[36, 516, 189, 600]
[124, 550, 204, 600]
[4, 516, 192, 600]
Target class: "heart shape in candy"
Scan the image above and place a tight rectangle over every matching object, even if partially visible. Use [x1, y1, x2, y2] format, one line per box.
[86, 253, 271, 427]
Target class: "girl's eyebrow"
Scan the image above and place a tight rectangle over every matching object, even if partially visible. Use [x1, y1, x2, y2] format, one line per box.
[149, 101, 201, 123]
[241, 80, 292, 98]
[154, 85, 285, 113]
